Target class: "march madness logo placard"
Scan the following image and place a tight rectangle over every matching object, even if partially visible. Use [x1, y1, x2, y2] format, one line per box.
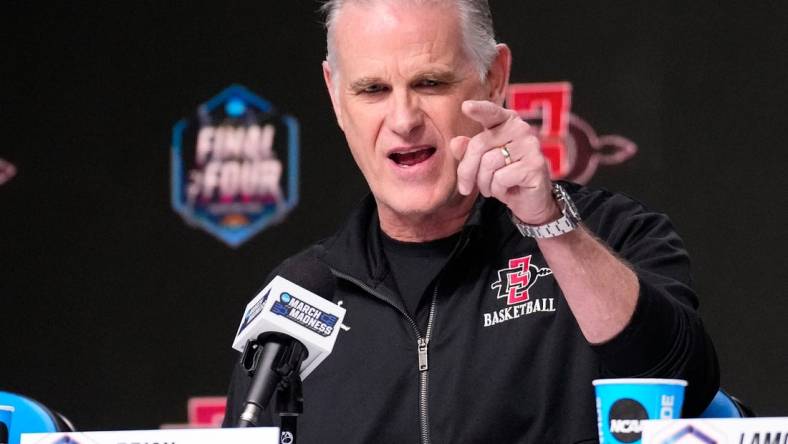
[171, 84, 299, 247]
[271, 292, 339, 337]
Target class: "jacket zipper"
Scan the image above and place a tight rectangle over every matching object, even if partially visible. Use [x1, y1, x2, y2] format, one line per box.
[418, 284, 439, 444]
[331, 270, 438, 444]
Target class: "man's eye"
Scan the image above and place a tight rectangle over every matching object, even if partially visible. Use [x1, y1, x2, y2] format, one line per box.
[361, 84, 388, 94]
[416, 79, 441, 88]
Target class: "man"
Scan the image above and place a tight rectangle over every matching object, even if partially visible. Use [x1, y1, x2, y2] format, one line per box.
[224, 0, 719, 442]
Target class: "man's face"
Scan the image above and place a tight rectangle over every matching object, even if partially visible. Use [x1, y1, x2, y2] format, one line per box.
[324, 1, 501, 222]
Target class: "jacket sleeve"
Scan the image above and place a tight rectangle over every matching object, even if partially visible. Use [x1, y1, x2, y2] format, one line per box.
[576, 186, 720, 417]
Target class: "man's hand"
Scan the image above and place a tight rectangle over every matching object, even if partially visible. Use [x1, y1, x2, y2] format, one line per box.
[451, 100, 639, 344]
[451, 100, 560, 226]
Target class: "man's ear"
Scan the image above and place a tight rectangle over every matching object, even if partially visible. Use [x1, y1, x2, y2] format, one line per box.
[486, 43, 512, 106]
[322, 60, 344, 131]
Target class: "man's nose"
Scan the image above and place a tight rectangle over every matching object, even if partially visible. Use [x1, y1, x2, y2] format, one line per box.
[386, 91, 423, 137]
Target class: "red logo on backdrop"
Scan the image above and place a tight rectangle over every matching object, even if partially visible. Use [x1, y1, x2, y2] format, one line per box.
[0, 158, 16, 186]
[491, 255, 553, 305]
[188, 397, 226, 427]
[507, 82, 637, 183]
[160, 396, 226, 429]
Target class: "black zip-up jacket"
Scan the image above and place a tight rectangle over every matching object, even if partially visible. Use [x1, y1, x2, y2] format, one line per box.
[223, 182, 719, 443]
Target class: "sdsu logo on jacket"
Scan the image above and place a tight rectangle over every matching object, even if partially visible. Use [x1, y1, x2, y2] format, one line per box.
[484, 255, 556, 327]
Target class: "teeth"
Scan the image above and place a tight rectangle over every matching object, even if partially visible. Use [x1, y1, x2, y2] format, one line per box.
[389, 147, 436, 166]
[391, 146, 432, 155]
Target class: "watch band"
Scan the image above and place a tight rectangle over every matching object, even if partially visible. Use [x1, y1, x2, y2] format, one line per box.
[511, 183, 582, 238]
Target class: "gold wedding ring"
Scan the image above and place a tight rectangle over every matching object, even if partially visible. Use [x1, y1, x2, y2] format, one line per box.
[500, 146, 512, 166]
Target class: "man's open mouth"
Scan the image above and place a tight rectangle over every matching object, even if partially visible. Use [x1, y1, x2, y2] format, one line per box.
[389, 147, 437, 167]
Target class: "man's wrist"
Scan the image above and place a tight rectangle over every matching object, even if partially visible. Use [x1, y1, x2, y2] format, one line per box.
[513, 202, 562, 226]
[511, 183, 582, 238]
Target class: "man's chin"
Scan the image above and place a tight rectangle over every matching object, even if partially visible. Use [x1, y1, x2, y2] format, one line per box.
[374, 189, 478, 240]
[378, 189, 476, 220]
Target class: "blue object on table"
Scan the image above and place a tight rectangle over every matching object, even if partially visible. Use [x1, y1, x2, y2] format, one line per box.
[0, 392, 74, 444]
[699, 389, 753, 418]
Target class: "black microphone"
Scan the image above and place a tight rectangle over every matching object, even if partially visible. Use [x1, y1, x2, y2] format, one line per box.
[234, 255, 343, 429]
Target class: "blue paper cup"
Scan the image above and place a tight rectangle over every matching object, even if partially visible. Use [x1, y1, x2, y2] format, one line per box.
[593, 378, 686, 444]
[0, 405, 13, 444]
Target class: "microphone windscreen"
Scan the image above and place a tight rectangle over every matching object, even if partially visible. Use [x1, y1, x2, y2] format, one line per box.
[277, 255, 337, 302]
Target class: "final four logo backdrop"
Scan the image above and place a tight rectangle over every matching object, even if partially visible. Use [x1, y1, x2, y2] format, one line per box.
[171, 85, 299, 247]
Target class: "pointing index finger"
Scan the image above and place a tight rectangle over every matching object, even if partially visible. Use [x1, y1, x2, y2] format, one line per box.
[462, 100, 513, 129]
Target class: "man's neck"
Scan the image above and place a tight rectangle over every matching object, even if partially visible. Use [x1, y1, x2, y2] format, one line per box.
[377, 193, 477, 242]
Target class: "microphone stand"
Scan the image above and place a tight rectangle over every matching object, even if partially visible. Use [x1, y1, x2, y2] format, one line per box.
[276, 370, 303, 444]
[237, 332, 307, 444]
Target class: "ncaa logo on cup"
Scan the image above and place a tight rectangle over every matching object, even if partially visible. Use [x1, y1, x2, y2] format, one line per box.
[609, 398, 649, 443]
[608, 395, 678, 443]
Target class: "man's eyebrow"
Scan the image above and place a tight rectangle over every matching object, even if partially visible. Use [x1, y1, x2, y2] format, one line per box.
[412, 70, 461, 82]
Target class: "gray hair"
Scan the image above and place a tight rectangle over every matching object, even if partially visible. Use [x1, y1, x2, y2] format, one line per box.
[321, 0, 498, 82]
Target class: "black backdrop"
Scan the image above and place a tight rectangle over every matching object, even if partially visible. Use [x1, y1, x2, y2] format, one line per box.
[2, 1, 786, 431]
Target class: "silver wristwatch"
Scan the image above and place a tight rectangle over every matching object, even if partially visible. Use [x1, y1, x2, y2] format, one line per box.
[511, 183, 582, 238]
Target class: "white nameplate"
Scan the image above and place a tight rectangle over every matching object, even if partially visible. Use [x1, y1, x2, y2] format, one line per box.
[643, 417, 788, 444]
[21, 427, 279, 444]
